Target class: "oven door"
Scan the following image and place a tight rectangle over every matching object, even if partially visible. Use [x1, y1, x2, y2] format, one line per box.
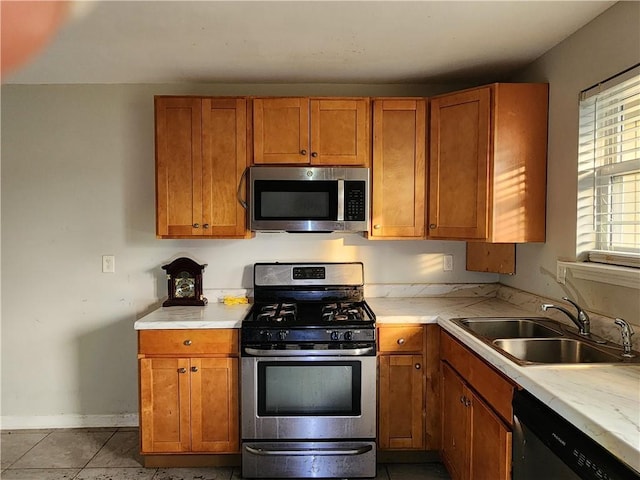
[241, 354, 376, 440]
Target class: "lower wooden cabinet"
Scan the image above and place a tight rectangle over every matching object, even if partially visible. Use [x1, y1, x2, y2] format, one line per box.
[377, 325, 426, 450]
[440, 331, 513, 480]
[138, 329, 239, 455]
[441, 362, 511, 480]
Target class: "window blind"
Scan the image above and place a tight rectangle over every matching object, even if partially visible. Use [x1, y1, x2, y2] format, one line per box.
[577, 65, 640, 265]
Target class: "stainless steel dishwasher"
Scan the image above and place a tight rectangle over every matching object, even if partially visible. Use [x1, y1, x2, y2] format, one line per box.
[512, 390, 639, 480]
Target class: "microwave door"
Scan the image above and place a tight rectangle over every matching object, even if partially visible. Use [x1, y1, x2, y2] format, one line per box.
[251, 179, 338, 232]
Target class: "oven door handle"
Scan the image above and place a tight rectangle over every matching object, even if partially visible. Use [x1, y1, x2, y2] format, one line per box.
[243, 346, 375, 356]
[244, 445, 373, 457]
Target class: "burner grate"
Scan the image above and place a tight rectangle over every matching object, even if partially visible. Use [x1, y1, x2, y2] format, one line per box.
[321, 302, 366, 322]
[256, 303, 297, 323]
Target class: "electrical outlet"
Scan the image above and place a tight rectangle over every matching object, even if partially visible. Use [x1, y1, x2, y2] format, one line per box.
[556, 262, 567, 284]
[443, 254, 453, 271]
[102, 255, 115, 273]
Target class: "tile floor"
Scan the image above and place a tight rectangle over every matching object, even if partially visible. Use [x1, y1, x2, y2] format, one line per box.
[1, 428, 451, 480]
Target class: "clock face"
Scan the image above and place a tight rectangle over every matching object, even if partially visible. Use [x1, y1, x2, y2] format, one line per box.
[174, 271, 195, 298]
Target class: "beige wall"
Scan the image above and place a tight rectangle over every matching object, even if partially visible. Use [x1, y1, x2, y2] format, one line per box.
[503, 1, 640, 325]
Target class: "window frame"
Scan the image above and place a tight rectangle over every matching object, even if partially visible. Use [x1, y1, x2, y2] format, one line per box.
[576, 64, 640, 268]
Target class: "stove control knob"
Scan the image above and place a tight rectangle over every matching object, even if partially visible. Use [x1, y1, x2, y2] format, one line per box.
[263, 330, 272, 341]
[330, 331, 340, 341]
[278, 330, 288, 341]
[344, 331, 353, 341]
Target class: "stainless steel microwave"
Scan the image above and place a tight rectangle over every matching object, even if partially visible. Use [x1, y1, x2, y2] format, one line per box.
[248, 166, 370, 233]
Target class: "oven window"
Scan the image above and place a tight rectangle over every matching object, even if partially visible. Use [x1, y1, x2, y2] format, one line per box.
[257, 361, 361, 416]
[255, 180, 338, 220]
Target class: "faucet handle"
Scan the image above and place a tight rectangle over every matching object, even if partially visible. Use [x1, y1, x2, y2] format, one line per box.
[562, 296, 590, 323]
[562, 296, 582, 312]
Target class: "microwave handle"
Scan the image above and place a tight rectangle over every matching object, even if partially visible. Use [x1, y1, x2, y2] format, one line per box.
[237, 168, 248, 209]
[337, 179, 344, 221]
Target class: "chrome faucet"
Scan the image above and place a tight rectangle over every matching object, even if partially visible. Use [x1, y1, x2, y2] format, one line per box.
[614, 318, 635, 358]
[541, 297, 591, 336]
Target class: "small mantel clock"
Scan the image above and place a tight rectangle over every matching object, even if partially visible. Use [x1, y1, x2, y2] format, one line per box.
[162, 257, 208, 307]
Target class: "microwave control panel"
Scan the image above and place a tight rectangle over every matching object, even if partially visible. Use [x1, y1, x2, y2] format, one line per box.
[344, 181, 366, 221]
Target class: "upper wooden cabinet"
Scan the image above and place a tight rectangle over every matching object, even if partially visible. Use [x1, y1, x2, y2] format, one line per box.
[252, 97, 370, 166]
[370, 98, 426, 239]
[155, 96, 250, 239]
[428, 83, 548, 242]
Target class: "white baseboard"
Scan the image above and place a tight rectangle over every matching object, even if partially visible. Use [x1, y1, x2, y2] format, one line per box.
[1, 413, 139, 430]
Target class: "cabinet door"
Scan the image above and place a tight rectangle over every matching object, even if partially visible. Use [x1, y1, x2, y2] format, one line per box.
[253, 98, 309, 164]
[201, 98, 249, 237]
[441, 362, 468, 480]
[428, 87, 490, 240]
[139, 358, 191, 453]
[190, 357, 240, 453]
[378, 354, 424, 449]
[155, 97, 203, 236]
[310, 98, 370, 166]
[371, 99, 426, 238]
[469, 389, 512, 480]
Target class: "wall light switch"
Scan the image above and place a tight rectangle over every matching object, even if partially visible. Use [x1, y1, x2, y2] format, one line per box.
[443, 254, 454, 272]
[102, 255, 115, 273]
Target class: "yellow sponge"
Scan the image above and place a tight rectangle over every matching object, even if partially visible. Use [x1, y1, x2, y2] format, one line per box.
[222, 296, 249, 305]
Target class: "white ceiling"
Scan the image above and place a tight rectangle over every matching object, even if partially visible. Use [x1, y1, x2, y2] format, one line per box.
[4, 0, 616, 85]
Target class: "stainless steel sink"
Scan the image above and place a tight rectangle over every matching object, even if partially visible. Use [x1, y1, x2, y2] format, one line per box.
[493, 338, 622, 364]
[457, 318, 563, 339]
[450, 316, 640, 365]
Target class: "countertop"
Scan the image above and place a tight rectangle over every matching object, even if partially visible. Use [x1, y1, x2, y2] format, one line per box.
[134, 301, 249, 329]
[134, 296, 640, 473]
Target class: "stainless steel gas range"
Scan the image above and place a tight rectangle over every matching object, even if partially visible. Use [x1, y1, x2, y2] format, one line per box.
[241, 262, 377, 479]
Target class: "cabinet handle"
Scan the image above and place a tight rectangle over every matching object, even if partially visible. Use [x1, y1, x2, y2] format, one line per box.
[460, 396, 465, 404]
[193, 223, 200, 228]
[464, 398, 472, 407]
[374, 224, 381, 230]
[191, 366, 198, 372]
[429, 224, 436, 229]
[311, 152, 318, 158]
[397, 338, 405, 345]
[300, 149, 307, 155]
[203, 224, 209, 229]
[414, 363, 421, 370]
[184, 340, 192, 346]
[178, 368, 187, 374]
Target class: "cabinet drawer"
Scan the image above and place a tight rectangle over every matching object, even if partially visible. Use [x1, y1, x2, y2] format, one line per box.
[440, 330, 514, 424]
[139, 329, 238, 355]
[378, 326, 424, 353]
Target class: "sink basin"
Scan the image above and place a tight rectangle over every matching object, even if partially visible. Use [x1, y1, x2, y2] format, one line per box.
[493, 338, 622, 364]
[450, 316, 640, 365]
[456, 318, 563, 339]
